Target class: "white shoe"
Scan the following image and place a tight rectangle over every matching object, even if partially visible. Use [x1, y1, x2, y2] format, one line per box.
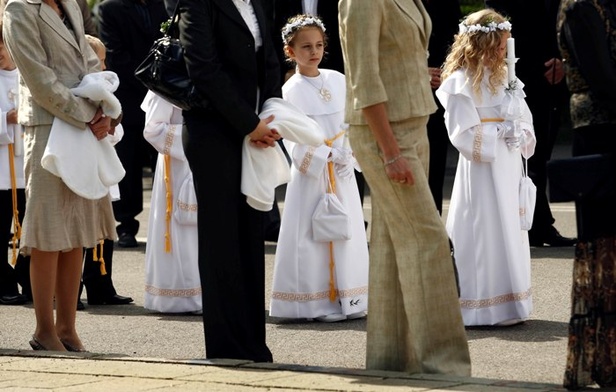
[315, 313, 346, 323]
[494, 318, 524, 326]
[346, 311, 367, 320]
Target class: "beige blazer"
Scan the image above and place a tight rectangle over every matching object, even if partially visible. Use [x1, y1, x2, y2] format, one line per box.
[3, 0, 99, 129]
[339, 0, 437, 125]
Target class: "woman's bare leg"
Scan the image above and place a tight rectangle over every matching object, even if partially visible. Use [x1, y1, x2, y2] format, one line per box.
[30, 248, 66, 351]
[55, 248, 85, 350]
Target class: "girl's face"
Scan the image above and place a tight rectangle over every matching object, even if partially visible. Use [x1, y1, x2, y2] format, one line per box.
[497, 33, 509, 61]
[287, 27, 324, 76]
[0, 42, 16, 71]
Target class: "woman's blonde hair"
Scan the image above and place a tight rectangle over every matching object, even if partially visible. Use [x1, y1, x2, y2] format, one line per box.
[441, 9, 510, 98]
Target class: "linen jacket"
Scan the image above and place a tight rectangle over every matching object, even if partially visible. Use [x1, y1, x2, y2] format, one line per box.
[2, 0, 100, 129]
[339, 0, 437, 125]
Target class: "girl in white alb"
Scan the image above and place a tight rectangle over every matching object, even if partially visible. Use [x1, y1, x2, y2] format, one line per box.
[141, 91, 202, 314]
[269, 15, 369, 322]
[435, 9, 536, 327]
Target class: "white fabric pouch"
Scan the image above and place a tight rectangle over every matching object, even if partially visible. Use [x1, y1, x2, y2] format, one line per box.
[311, 192, 352, 242]
[519, 158, 536, 231]
[174, 176, 198, 226]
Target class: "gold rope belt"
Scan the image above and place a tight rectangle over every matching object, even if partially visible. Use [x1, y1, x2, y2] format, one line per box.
[8, 144, 20, 266]
[323, 130, 345, 303]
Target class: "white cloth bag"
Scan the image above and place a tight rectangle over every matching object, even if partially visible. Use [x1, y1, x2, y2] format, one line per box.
[519, 158, 536, 231]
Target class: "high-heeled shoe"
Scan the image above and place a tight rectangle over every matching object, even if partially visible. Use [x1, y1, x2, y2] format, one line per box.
[29, 335, 48, 351]
[60, 339, 87, 352]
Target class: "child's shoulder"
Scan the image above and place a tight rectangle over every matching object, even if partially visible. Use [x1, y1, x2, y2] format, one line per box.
[320, 68, 345, 82]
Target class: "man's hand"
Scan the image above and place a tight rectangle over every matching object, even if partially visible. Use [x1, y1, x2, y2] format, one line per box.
[248, 115, 281, 148]
[544, 58, 564, 85]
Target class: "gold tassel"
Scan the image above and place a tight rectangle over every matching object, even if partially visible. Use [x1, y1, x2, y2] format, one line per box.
[8, 144, 21, 266]
[328, 241, 336, 302]
[323, 130, 345, 303]
[164, 154, 172, 253]
[98, 240, 107, 275]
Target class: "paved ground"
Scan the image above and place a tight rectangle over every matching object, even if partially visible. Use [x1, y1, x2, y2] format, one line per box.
[1, 143, 599, 391]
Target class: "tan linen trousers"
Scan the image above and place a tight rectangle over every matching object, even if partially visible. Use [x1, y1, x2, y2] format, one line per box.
[349, 116, 471, 376]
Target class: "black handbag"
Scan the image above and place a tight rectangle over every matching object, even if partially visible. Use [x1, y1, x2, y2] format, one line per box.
[547, 154, 616, 202]
[134, 2, 207, 111]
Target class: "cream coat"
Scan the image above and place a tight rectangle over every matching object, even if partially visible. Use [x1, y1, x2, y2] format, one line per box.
[3, 0, 99, 129]
[339, 0, 437, 125]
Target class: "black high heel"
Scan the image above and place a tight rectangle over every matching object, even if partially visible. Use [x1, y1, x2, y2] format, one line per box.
[29, 336, 47, 351]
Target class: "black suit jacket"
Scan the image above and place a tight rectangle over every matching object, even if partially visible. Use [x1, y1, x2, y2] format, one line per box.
[486, 0, 564, 99]
[272, 0, 343, 80]
[424, 0, 461, 68]
[179, 0, 281, 137]
[97, 0, 168, 126]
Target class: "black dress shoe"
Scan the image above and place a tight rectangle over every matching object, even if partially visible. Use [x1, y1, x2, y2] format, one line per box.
[77, 299, 85, 311]
[117, 232, 138, 248]
[0, 293, 28, 305]
[88, 294, 134, 305]
[530, 227, 577, 247]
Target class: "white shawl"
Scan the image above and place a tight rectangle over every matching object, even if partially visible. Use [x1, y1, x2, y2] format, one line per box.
[241, 97, 324, 211]
[41, 71, 125, 200]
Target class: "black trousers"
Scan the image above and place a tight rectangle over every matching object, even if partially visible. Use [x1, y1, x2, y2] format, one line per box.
[112, 123, 157, 236]
[0, 190, 26, 296]
[427, 100, 450, 214]
[183, 118, 272, 362]
[525, 90, 562, 240]
[82, 239, 118, 299]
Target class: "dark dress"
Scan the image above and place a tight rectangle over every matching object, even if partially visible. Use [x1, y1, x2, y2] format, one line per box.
[557, 0, 616, 388]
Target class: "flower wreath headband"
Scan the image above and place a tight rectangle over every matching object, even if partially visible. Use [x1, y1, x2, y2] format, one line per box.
[458, 19, 512, 34]
[281, 15, 326, 44]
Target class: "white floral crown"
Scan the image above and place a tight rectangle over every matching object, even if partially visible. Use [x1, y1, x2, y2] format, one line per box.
[281, 16, 326, 44]
[458, 20, 512, 34]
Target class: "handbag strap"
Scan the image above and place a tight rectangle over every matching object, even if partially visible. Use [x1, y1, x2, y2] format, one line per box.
[522, 156, 528, 178]
[324, 130, 346, 194]
[165, 0, 181, 37]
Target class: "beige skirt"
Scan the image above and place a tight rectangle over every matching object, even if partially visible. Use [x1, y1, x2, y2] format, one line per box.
[20, 124, 117, 254]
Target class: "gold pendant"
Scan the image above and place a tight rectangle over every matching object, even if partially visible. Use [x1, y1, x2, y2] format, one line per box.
[319, 88, 332, 102]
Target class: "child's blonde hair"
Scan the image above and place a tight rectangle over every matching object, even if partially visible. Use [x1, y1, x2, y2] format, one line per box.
[281, 14, 328, 65]
[441, 9, 511, 99]
[85, 34, 106, 54]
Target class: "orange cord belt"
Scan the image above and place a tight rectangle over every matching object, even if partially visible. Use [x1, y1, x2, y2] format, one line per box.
[324, 130, 345, 302]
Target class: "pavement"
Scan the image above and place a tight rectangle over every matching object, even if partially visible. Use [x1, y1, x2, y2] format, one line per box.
[0, 142, 599, 391]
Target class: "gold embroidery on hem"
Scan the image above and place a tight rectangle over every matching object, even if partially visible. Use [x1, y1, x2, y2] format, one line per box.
[145, 284, 202, 297]
[460, 287, 532, 309]
[272, 286, 368, 302]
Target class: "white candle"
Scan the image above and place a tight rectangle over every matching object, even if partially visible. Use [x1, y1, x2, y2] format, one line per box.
[506, 37, 516, 84]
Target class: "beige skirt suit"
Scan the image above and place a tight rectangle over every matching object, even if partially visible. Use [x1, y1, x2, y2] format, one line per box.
[3, 0, 116, 254]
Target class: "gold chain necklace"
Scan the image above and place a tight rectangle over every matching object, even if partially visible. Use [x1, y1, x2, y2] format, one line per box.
[302, 74, 332, 102]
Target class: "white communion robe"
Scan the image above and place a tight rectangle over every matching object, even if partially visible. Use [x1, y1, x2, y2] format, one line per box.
[436, 69, 537, 326]
[141, 91, 202, 313]
[270, 69, 369, 319]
